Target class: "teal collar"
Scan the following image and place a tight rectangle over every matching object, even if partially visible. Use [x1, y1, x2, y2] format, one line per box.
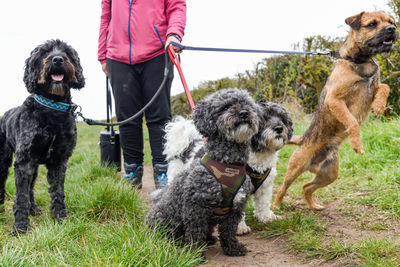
[33, 94, 77, 113]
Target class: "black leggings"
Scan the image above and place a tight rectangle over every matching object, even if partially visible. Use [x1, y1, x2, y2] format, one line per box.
[107, 54, 173, 165]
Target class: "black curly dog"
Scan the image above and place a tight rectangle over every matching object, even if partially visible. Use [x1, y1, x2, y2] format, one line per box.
[0, 40, 85, 233]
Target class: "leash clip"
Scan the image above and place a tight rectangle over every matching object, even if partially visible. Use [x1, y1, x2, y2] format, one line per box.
[329, 49, 341, 58]
[312, 50, 331, 56]
[70, 103, 79, 114]
[73, 105, 85, 120]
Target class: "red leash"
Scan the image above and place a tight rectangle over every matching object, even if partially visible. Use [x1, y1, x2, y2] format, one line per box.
[168, 46, 206, 142]
[168, 45, 196, 113]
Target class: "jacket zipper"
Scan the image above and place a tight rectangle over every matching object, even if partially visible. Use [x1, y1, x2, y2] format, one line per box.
[105, 33, 111, 47]
[106, 0, 112, 48]
[128, 0, 133, 64]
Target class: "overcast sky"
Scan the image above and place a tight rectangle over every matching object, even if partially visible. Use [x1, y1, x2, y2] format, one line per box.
[0, 0, 391, 119]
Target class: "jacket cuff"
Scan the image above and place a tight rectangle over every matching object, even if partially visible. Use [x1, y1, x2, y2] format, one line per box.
[168, 33, 182, 42]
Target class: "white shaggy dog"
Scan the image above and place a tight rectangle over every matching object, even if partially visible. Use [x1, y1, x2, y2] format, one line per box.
[236, 151, 280, 234]
[162, 99, 293, 235]
[237, 100, 293, 234]
[163, 116, 203, 184]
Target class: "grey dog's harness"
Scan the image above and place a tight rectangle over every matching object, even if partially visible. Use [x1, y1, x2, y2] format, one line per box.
[200, 154, 246, 215]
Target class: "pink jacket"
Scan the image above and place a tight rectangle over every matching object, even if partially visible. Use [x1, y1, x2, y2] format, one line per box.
[98, 0, 186, 65]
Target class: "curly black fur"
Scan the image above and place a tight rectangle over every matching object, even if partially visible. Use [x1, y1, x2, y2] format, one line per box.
[146, 89, 259, 256]
[0, 39, 84, 233]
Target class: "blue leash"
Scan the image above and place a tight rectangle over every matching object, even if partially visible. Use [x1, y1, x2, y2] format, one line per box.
[82, 39, 339, 127]
[170, 41, 335, 56]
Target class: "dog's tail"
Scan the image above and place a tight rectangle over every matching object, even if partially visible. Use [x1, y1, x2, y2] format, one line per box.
[163, 116, 203, 184]
[287, 135, 303, 145]
[163, 116, 202, 161]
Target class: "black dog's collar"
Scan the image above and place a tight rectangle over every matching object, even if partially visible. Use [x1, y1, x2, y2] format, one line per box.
[33, 94, 77, 113]
[330, 49, 370, 64]
[344, 56, 370, 64]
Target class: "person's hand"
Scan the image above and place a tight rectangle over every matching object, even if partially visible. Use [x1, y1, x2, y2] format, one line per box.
[101, 62, 108, 76]
[165, 35, 182, 53]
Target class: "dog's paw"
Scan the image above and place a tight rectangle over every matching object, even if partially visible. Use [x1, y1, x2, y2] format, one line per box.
[222, 242, 248, 256]
[270, 202, 281, 210]
[353, 147, 365, 155]
[206, 235, 218, 246]
[256, 211, 282, 223]
[309, 203, 325, 210]
[236, 221, 251, 235]
[52, 209, 69, 220]
[371, 101, 386, 116]
[29, 204, 42, 216]
[11, 223, 30, 235]
[350, 138, 364, 155]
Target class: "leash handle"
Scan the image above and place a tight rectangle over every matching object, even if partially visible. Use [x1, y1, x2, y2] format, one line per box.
[168, 45, 195, 113]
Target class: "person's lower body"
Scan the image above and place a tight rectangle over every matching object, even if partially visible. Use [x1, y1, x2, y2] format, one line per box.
[107, 54, 173, 189]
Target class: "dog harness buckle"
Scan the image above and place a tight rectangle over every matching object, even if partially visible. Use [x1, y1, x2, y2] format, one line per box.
[200, 154, 246, 215]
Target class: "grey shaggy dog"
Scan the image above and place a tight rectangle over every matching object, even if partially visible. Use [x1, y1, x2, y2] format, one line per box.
[146, 89, 259, 256]
[159, 99, 293, 235]
[0, 40, 85, 233]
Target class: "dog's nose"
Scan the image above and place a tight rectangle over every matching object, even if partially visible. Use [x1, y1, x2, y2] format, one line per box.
[386, 25, 396, 33]
[239, 110, 248, 119]
[274, 125, 283, 134]
[52, 56, 64, 66]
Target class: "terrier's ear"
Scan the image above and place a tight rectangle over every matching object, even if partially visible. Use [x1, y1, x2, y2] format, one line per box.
[345, 12, 365, 30]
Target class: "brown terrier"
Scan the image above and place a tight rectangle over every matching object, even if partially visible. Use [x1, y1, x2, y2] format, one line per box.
[272, 11, 397, 210]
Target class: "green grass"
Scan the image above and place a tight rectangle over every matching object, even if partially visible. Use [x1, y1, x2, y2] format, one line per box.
[246, 116, 400, 266]
[0, 123, 203, 266]
[1, 117, 400, 266]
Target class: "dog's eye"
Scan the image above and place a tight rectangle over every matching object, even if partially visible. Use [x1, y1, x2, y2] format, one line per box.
[366, 22, 377, 28]
[221, 105, 230, 112]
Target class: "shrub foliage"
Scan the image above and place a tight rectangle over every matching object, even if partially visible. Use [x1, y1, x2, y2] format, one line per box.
[172, 0, 400, 116]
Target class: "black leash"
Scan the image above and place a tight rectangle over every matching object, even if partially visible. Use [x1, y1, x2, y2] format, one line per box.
[78, 46, 171, 127]
[79, 44, 339, 127]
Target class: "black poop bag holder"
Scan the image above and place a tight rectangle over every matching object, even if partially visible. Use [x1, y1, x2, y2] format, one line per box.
[99, 77, 121, 171]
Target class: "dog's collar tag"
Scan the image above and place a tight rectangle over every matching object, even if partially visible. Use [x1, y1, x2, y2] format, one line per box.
[33, 94, 76, 113]
[201, 154, 246, 215]
[246, 165, 272, 193]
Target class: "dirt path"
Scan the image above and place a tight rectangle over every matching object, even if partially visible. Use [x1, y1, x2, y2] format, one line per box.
[140, 166, 321, 267]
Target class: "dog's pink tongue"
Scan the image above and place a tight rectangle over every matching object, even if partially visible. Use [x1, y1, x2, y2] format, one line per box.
[51, 74, 64, 82]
